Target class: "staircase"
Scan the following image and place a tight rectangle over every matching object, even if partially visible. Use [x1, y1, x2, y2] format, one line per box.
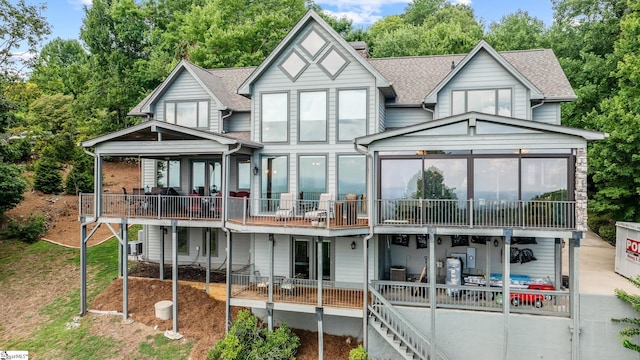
[368, 285, 448, 360]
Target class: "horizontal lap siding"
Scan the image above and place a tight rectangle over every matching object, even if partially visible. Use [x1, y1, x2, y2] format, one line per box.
[334, 237, 364, 282]
[533, 103, 561, 125]
[438, 51, 528, 120]
[226, 112, 251, 132]
[254, 234, 291, 277]
[385, 108, 432, 128]
[96, 140, 229, 156]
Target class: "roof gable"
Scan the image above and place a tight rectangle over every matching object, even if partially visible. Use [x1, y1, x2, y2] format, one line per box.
[237, 10, 392, 96]
[423, 40, 544, 104]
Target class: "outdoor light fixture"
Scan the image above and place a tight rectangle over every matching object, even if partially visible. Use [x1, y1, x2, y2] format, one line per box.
[351, 241, 356, 250]
[253, 166, 259, 175]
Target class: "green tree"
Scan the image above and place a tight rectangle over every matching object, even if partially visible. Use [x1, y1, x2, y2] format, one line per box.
[29, 38, 89, 97]
[65, 152, 94, 195]
[33, 156, 63, 194]
[0, 163, 27, 217]
[612, 276, 640, 352]
[485, 10, 547, 51]
[403, 0, 446, 26]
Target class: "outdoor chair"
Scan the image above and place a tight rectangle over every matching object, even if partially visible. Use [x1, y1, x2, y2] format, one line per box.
[280, 277, 296, 296]
[274, 193, 295, 220]
[254, 270, 269, 293]
[304, 193, 334, 221]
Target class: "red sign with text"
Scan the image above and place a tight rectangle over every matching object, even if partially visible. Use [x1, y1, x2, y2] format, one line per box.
[626, 238, 640, 263]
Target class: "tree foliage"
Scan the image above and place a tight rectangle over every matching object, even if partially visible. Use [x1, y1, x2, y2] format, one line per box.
[485, 10, 547, 51]
[0, 163, 27, 217]
[33, 156, 63, 194]
[613, 276, 640, 352]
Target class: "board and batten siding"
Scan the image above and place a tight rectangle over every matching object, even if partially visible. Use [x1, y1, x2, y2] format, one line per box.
[437, 50, 528, 120]
[532, 103, 561, 125]
[155, 69, 222, 133]
[385, 107, 433, 129]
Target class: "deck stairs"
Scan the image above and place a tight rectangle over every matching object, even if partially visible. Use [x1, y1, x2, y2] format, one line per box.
[368, 285, 448, 360]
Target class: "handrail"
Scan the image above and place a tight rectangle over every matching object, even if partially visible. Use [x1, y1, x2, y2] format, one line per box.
[368, 285, 448, 360]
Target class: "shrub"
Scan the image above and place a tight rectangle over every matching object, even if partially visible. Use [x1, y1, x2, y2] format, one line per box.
[208, 310, 300, 360]
[4, 214, 47, 243]
[33, 156, 63, 194]
[0, 163, 28, 217]
[599, 224, 616, 245]
[65, 154, 94, 194]
[349, 345, 368, 360]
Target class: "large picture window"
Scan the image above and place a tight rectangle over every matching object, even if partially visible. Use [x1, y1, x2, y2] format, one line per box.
[261, 155, 288, 200]
[452, 89, 512, 116]
[338, 155, 366, 199]
[261, 93, 288, 142]
[157, 160, 181, 188]
[299, 155, 326, 200]
[338, 89, 366, 141]
[299, 91, 327, 142]
[165, 101, 208, 128]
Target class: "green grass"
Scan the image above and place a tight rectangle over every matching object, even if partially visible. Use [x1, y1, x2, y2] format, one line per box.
[0, 236, 193, 359]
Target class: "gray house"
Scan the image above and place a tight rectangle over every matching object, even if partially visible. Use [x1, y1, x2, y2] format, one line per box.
[79, 10, 630, 360]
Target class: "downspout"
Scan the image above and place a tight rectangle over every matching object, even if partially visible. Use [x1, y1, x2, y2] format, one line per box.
[223, 142, 242, 333]
[422, 103, 435, 118]
[531, 100, 545, 119]
[220, 110, 233, 133]
[354, 141, 374, 351]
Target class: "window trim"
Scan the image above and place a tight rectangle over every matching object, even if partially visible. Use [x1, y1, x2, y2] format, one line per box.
[337, 88, 368, 143]
[260, 92, 289, 143]
[157, 159, 181, 188]
[451, 88, 513, 117]
[164, 100, 210, 129]
[298, 89, 329, 144]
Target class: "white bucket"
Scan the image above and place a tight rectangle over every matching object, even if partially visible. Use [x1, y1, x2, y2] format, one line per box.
[154, 300, 173, 320]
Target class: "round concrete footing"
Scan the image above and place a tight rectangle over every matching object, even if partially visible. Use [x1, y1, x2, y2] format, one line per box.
[154, 300, 172, 320]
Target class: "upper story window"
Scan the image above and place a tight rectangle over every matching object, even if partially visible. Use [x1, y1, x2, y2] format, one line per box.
[165, 101, 209, 128]
[261, 93, 288, 142]
[261, 155, 288, 199]
[157, 160, 181, 188]
[338, 89, 367, 142]
[299, 90, 327, 142]
[452, 89, 512, 117]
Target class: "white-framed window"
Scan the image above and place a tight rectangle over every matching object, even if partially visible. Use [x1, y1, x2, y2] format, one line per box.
[338, 89, 367, 141]
[299, 90, 327, 142]
[165, 100, 209, 128]
[452, 89, 512, 116]
[157, 160, 181, 188]
[261, 92, 288, 142]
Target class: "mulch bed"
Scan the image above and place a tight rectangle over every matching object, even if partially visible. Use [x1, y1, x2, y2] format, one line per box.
[129, 261, 226, 282]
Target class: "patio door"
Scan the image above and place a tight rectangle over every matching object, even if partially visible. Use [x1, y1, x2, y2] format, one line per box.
[293, 238, 332, 280]
[192, 160, 221, 195]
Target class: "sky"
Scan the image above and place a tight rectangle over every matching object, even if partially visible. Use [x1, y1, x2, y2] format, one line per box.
[12, 0, 554, 55]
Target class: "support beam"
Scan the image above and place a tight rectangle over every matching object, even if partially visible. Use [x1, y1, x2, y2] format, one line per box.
[121, 219, 129, 320]
[160, 226, 165, 280]
[268, 234, 275, 331]
[362, 235, 368, 350]
[171, 221, 179, 333]
[316, 307, 324, 360]
[503, 229, 512, 360]
[428, 229, 436, 358]
[317, 237, 323, 307]
[225, 231, 232, 333]
[555, 238, 563, 306]
[570, 231, 582, 360]
[80, 218, 87, 316]
[206, 228, 211, 294]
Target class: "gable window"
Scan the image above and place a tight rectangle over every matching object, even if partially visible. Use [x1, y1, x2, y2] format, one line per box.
[452, 89, 512, 116]
[261, 93, 288, 142]
[299, 91, 327, 142]
[338, 89, 367, 141]
[165, 101, 209, 128]
[157, 160, 181, 188]
[299, 155, 326, 200]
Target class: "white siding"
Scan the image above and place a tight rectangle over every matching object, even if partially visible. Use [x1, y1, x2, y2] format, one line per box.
[141, 158, 155, 190]
[385, 108, 432, 129]
[253, 234, 291, 277]
[490, 238, 557, 284]
[438, 50, 529, 120]
[334, 237, 364, 282]
[226, 112, 251, 132]
[377, 90, 385, 132]
[533, 103, 561, 125]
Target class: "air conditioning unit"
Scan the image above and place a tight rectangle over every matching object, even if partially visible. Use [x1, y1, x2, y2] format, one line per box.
[128, 241, 143, 256]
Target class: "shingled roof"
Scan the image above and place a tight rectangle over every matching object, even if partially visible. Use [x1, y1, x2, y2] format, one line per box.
[129, 47, 575, 115]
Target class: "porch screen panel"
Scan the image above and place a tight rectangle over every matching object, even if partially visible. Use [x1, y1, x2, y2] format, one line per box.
[422, 159, 467, 200]
[338, 155, 366, 200]
[261, 155, 288, 200]
[473, 158, 518, 201]
[299, 91, 326, 142]
[380, 159, 422, 199]
[261, 93, 288, 142]
[299, 155, 326, 200]
[521, 158, 568, 200]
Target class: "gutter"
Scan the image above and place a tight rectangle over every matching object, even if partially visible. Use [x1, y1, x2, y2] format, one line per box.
[422, 103, 435, 117]
[354, 141, 374, 351]
[220, 110, 233, 133]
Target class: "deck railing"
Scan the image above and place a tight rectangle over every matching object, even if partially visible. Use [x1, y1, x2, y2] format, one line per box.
[230, 274, 363, 309]
[371, 280, 570, 317]
[378, 199, 576, 230]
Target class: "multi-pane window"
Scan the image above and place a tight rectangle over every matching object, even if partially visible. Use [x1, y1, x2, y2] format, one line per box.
[157, 160, 181, 187]
[299, 91, 327, 142]
[337, 155, 366, 199]
[299, 155, 326, 200]
[452, 89, 512, 116]
[261, 93, 288, 142]
[338, 89, 367, 141]
[165, 101, 208, 128]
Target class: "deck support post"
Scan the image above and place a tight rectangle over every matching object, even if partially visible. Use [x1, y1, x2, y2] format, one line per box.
[267, 302, 274, 333]
[160, 226, 165, 280]
[121, 218, 129, 320]
[171, 220, 179, 333]
[80, 218, 87, 316]
[502, 229, 512, 360]
[316, 307, 324, 360]
[555, 238, 563, 306]
[268, 234, 275, 331]
[570, 231, 581, 360]
[206, 228, 211, 294]
[317, 237, 323, 307]
[225, 231, 232, 332]
[428, 228, 436, 358]
[362, 235, 368, 351]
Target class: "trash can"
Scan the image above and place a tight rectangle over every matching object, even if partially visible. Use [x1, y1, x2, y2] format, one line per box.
[345, 194, 357, 225]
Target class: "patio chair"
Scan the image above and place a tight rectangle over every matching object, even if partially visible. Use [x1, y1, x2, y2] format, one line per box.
[304, 193, 334, 221]
[254, 270, 269, 292]
[275, 193, 295, 220]
[280, 277, 296, 296]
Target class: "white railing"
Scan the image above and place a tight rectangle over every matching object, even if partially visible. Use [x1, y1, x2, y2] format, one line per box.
[371, 280, 570, 317]
[227, 196, 367, 229]
[378, 198, 576, 229]
[230, 274, 363, 309]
